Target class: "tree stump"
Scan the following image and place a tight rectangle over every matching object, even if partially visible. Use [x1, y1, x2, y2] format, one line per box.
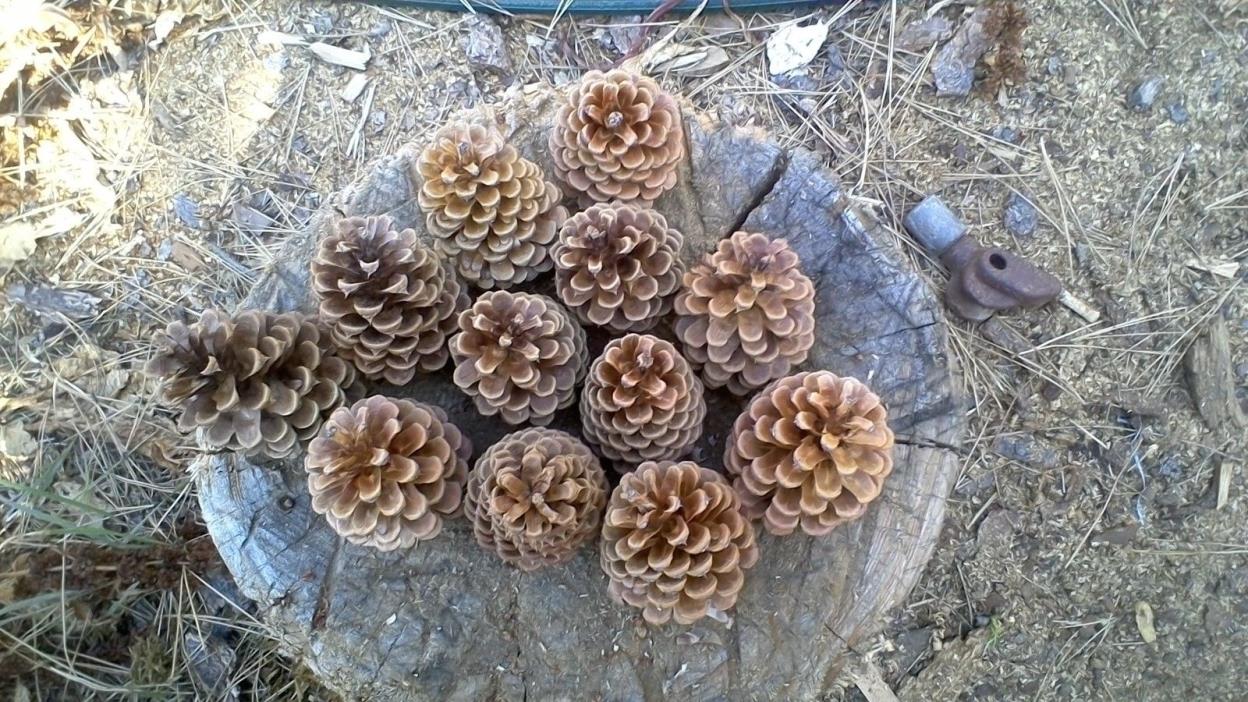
[196, 84, 965, 701]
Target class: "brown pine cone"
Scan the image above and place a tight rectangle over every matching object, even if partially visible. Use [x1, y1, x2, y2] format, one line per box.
[600, 460, 758, 625]
[312, 215, 466, 385]
[549, 70, 685, 204]
[553, 202, 684, 333]
[416, 120, 567, 288]
[146, 310, 354, 458]
[723, 371, 894, 536]
[674, 231, 816, 395]
[581, 334, 705, 468]
[464, 428, 607, 571]
[305, 395, 470, 550]
[450, 291, 587, 426]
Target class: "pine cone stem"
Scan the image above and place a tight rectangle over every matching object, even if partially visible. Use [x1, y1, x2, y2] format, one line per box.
[146, 310, 355, 459]
[305, 396, 470, 551]
[417, 120, 567, 289]
[723, 371, 895, 536]
[600, 460, 758, 625]
[581, 334, 705, 469]
[450, 291, 587, 426]
[465, 428, 607, 570]
[311, 214, 465, 385]
[674, 231, 816, 395]
[549, 70, 684, 204]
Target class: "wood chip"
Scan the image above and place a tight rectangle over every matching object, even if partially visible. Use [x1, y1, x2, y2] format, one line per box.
[1058, 290, 1101, 323]
[1185, 257, 1240, 279]
[1216, 461, 1234, 510]
[848, 657, 900, 702]
[341, 73, 369, 102]
[1184, 317, 1247, 435]
[308, 42, 369, 70]
[257, 30, 306, 46]
[1134, 601, 1157, 643]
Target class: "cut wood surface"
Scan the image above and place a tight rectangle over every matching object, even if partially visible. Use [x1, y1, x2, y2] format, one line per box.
[196, 83, 965, 701]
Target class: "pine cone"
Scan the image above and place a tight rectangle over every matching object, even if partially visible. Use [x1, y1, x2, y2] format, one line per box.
[581, 334, 705, 467]
[312, 215, 466, 385]
[553, 202, 684, 333]
[674, 231, 816, 395]
[723, 372, 894, 536]
[450, 291, 587, 426]
[549, 70, 685, 204]
[416, 120, 567, 288]
[600, 460, 758, 625]
[465, 428, 608, 570]
[146, 310, 354, 458]
[305, 396, 471, 550]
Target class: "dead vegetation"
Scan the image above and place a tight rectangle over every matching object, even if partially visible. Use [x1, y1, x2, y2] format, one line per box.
[1, 0, 1245, 699]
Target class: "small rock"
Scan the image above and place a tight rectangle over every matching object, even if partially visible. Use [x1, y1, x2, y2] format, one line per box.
[444, 75, 483, 108]
[600, 15, 645, 56]
[897, 15, 953, 52]
[933, 7, 994, 97]
[1073, 242, 1092, 267]
[231, 202, 272, 234]
[7, 283, 102, 320]
[1157, 454, 1183, 480]
[893, 626, 933, 672]
[992, 434, 1059, 469]
[825, 44, 847, 82]
[1166, 102, 1189, 124]
[771, 69, 819, 92]
[462, 15, 510, 74]
[309, 12, 334, 35]
[1090, 524, 1138, 546]
[171, 193, 202, 229]
[1045, 54, 1063, 76]
[1003, 192, 1038, 236]
[974, 509, 1015, 555]
[368, 19, 393, 39]
[990, 126, 1021, 144]
[1210, 78, 1226, 103]
[1203, 601, 1230, 635]
[1126, 76, 1164, 111]
[183, 632, 238, 700]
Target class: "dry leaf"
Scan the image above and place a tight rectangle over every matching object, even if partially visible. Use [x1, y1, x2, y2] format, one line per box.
[0, 421, 37, 482]
[0, 208, 86, 271]
[308, 42, 369, 70]
[0, 422, 37, 461]
[53, 344, 131, 400]
[1134, 601, 1157, 643]
[149, 9, 186, 49]
[1185, 257, 1239, 279]
[645, 43, 730, 77]
[766, 21, 828, 75]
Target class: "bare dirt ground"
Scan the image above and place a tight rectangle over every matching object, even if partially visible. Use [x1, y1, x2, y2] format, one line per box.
[1, 0, 1245, 699]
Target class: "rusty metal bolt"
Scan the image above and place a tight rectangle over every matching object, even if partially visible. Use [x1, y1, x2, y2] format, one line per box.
[904, 196, 1061, 322]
